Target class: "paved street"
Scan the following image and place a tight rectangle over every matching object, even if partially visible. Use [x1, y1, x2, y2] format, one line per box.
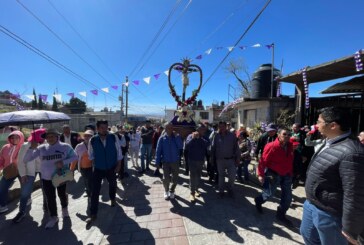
[0, 163, 305, 245]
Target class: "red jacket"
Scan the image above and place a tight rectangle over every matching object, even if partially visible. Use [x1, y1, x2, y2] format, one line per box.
[258, 138, 293, 177]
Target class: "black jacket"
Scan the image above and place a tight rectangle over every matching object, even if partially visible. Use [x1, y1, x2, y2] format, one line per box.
[305, 135, 364, 239]
[60, 132, 81, 149]
[255, 132, 277, 156]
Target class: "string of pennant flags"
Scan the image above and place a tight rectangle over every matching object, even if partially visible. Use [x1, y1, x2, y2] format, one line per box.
[10, 46, 363, 112]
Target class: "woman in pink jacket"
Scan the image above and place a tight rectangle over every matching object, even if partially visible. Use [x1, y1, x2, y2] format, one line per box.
[0, 130, 25, 214]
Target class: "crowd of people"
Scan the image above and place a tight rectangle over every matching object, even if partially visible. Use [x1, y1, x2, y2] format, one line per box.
[0, 106, 363, 244]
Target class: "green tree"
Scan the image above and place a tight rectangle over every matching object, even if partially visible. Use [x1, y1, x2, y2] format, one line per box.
[52, 93, 59, 111]
[31, 88, 38, 109]
[38, 95, 44, 110]
[65, 97, 86, 114]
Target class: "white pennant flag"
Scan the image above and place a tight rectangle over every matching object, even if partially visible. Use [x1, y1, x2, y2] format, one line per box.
[164, 70, 169, 76]
[227, 46, 234, 52]
[205, 48, 212, 55]
[79, 91, 87, 97]
[143, 77, 151, 84]
[123, 82, 129, 87]
[53, 94, 62, 102]
[25, 94, 35, 100]
[101, 87, 109, 93]
[251, 43, 261, 48]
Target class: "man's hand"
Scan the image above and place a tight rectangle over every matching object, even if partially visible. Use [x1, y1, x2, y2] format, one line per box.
[21, 176, 28, 184]
[258, 175, 265, 185]
[342, 231, 359, 245]
[55, 161, 64, 169]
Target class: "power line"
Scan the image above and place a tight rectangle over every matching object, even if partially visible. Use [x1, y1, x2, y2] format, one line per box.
[128, 0, 183, 78]
[0, 24, 119, 103]
[47, 0, 121, 82]
[202, 0, 273, 89]
[16, 0, 114, 86]
[134, 0, 192, 78]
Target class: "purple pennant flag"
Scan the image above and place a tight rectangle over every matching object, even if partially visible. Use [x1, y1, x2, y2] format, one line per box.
[111, 85, 118, 90]
[239, 46, 247, 50]
[67, 93, 74, 98]
[132, 80, 140, 85]
[154, 73, 161, 80]
[91, 90, 98, 95]
[266, 44, 274, 49]
[195, 54, 202, 60]
[39, 94, 48, 102]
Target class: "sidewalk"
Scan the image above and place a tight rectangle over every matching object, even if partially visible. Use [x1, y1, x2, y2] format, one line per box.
[0, 162, 305, 245]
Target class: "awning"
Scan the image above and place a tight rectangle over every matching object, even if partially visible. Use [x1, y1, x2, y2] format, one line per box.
[277, 51, 364, 85]
[321, 76, 364, 94]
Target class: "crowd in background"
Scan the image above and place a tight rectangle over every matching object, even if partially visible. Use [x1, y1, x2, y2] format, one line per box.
[0, 106, 364, 244]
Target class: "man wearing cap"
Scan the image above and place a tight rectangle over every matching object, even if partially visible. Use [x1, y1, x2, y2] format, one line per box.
[60, 124, 81, 149]
[70, 130, 94, 200]
[86, 120, 123, 228]
[211, 121, 240, 198]
[185, 124, 209, 202]
[254, 127, 294, 226]
[255, 123, 278, 160]
[24, 128, 77, 229]
[139, 120, 154, 174]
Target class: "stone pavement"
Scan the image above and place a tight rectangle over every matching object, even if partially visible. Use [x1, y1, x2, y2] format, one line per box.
[0, 163, 305, 245]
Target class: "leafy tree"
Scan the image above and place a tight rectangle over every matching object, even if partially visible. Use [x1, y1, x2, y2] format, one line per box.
[31, 88, 38, 109]
[52, 93, 59, 111]
[64, 97, 86, 114]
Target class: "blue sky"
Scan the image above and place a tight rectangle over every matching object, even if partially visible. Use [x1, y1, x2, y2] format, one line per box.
[1, 0, 363, 115]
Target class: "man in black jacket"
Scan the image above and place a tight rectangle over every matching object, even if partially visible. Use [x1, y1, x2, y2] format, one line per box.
[60, 124, 81, 149]
[254, 123, 278, 160]
[301, 107, 364, 245]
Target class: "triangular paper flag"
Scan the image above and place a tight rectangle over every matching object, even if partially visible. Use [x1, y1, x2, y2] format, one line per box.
[25, 95, 35, 100]
[91, 90, 98, 95]
[164, 70, 169, 76]
[132, 80, 140, 85]
[195, 54, 202, 60]
[123, 82, 129, 87]
[111, 85, 118, 90]
[154, 74, 161, 80]
[239, 46, 247, 50]
[227, 46, 234, 52]
[67, 93, 74, 98]
[79, 91, 87, 97]
[205, 48, 212, 55]
[101, 87, 109, 93]
[143, 77, 151, 84]
[53, 94, 62, 102]
[251, 43, 261, 48]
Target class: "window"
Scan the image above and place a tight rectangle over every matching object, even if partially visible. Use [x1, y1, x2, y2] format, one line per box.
[200, 112, 209, 120]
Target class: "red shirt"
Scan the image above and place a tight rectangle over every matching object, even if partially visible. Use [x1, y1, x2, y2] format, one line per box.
[258, 138, 294, 177]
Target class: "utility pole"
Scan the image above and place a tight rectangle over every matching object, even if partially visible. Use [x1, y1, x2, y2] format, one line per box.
[119, 82, 124, 122]
[125, 76, 129, 123]
[270, 43, 275, 98]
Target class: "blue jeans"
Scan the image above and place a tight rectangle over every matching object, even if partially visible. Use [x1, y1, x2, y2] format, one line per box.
[300, 200, 347, 245]
[19, 175, 36, 213]
[140, 144, 152, 170]
[259, 169, 292, 213]
[0, 175, 18, 206]
[237, 160, 251, 181]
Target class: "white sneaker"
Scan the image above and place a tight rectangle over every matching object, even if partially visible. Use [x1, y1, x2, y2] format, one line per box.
[26, 198, 32, 206]
[0, 205, 8, 214]
[164, 192, 170, 200]
[45, 216, 59, 229]
[62, 208, 69, 218]
[169, 192, 175, 199]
